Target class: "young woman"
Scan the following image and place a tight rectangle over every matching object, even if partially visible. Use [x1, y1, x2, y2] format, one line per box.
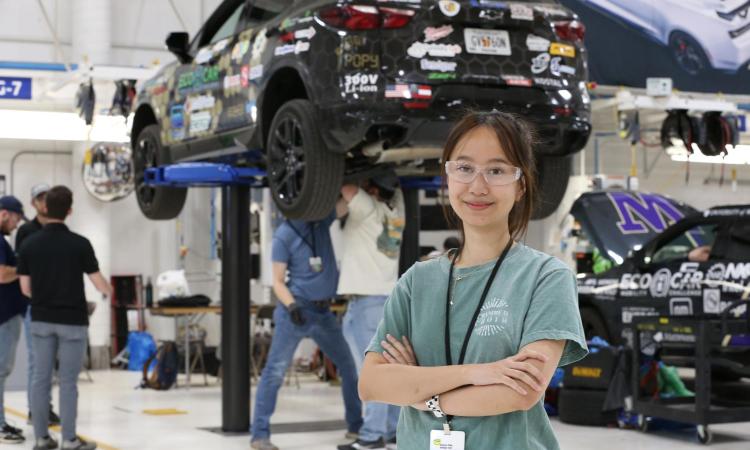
[359, 111, 588, 449]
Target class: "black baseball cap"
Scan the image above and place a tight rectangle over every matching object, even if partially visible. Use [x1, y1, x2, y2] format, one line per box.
[0, 196, 28, 221]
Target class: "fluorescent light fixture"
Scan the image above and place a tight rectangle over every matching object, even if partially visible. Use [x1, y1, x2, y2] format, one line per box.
[0, 110, 130, 142]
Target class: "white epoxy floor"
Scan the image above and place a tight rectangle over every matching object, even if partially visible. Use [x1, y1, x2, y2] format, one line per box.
[3, 370, 750, 449]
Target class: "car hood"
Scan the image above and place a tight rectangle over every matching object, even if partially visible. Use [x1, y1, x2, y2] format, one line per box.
[570, 190, 699, 264]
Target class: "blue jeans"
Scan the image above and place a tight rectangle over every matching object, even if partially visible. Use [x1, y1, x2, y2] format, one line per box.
[30, 321, 87, 441]
[24, 308, 34, 410]
[0, 315, 22, 428]
[251, 301, 363, 441]
[342, 295, 400, 442]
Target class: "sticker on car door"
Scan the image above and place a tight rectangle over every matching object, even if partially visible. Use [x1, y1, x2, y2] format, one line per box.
[464, 28, 511, 56]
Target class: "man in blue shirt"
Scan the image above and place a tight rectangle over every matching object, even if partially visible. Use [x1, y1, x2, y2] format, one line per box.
[250, 212, 362, 450]
[0, 196, 29, 444]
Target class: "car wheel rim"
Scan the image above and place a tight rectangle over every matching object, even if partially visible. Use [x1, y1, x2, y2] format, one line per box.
[135, 134, 158, 206]
[672, 36, 704, 75]
[269, 115, 305, 206]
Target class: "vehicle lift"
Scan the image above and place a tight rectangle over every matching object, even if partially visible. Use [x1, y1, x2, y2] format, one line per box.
[145, 162, 434, 432]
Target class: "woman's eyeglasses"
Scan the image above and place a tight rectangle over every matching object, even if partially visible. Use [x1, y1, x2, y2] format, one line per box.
[444, 161, 522, 186]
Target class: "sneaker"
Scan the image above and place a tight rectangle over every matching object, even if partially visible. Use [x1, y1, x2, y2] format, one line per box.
[250, 438, 279, 450]
[0, 424, 24, 444]
[61, 437, 97, 450]
[386, 436, 397, 450]
[33, 435, 58, 450]
[337, 438, 386, 450]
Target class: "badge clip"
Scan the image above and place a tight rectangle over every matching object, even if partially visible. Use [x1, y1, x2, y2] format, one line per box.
[443, 422, 451, 435]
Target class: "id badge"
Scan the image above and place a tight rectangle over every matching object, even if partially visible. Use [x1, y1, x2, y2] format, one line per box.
[309, 256, 323, 272]
[429, 429, 465, 450]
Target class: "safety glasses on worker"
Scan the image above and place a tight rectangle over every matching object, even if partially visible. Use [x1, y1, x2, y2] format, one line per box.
[444, 161, 522, 186]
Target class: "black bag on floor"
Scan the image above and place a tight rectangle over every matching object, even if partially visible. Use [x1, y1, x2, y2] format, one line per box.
[563, 346, 618, 390]
[141, 341, 179, 390]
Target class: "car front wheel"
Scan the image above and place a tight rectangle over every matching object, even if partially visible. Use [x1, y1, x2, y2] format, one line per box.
[133, 124, 187, 220]
[266, 99, 344, 221]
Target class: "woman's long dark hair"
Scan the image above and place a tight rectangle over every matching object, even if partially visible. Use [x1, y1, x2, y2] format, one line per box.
[440, 111, 539, 251]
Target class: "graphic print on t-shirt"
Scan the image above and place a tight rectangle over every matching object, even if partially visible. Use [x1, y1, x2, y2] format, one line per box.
[376, 216, 405, 259]
[475, 297, 510, 337]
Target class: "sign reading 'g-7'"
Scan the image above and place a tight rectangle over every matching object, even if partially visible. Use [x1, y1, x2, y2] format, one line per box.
[608, 192, 686, 235]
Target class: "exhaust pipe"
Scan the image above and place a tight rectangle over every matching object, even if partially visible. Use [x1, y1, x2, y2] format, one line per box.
[363, 141, 443, 163]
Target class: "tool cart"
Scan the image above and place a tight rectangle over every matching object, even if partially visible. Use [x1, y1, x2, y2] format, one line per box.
[629, 300, 750, 444]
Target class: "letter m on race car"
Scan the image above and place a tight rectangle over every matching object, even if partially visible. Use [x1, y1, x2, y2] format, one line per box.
[608, 192, 686, 235]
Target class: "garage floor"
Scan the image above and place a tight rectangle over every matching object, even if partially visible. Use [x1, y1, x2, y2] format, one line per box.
[4, 371, 750, 449]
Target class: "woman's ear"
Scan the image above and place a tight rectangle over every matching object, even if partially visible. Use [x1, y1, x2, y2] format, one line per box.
[515, 177, 526, 202]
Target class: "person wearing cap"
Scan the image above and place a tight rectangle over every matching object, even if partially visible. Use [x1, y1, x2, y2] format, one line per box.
[0, 196, 29, 444]
[17, 186, 112, 450]
[336, 172, 405, 450]
[14, 183, 61, 427]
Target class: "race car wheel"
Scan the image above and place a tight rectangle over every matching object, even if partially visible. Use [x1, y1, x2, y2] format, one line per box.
[580, 307, 611, 342]
[133, 124, 187, 220]
[266, 99, 344, 220]
[533, 155, 572, 220]
[669, 31, 710, 76]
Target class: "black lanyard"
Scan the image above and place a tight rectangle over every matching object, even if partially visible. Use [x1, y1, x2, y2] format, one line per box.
[288, 222, 317, 257]
[444, 239, 513, 424]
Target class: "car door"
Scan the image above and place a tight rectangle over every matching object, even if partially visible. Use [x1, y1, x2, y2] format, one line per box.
[170, 0, 246, 147]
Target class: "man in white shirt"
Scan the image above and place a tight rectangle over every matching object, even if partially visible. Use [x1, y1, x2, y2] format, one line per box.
[337, 172, 405, 450]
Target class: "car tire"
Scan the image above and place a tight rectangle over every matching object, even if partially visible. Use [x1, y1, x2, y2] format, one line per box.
[266, 99, 344, 221]
[533, 155, 571, 220]
[580, 307, 610, 342]
[133, 124, 187, 220]
[669, 31, 710, 76]
[558, 387, 618, 426]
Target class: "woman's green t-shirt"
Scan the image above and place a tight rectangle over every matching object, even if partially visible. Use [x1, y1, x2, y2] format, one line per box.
[367, 243, 588, 450]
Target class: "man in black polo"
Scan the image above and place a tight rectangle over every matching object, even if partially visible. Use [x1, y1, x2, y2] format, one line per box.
[18, 186, 112, 450]
[14, 183, 60, 426]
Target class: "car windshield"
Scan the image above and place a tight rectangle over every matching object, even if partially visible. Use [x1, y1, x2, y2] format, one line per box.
[652, 224, 717, 264]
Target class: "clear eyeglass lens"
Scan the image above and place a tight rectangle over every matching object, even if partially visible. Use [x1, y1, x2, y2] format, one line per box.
[446, 161, 520, 186]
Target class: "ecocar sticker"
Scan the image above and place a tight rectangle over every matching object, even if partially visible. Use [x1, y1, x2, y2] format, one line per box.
[438, 0, 461, 17]
[550, 57, 577, 76]
[408, 42, 462, 58]
[420, 59, 457, 72]
[550, 42, 576, 58]
[526, 34, 550, 52]
[510, 3, 534, 20]
[424, 25, 454, 42]
[531, 53, 550, 74]
[344, 73, 379, 94]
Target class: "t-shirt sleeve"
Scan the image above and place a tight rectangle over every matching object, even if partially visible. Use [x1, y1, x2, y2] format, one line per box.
[519, 265, 588, 367]
[347, 189, 378, 224]
[271, 235, 291, 264]
[366, 266, 414, 356]
[83, 240, 100, 274]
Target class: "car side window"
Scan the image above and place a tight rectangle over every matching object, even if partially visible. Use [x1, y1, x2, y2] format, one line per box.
[207, 4, 244, 45]
[242, 0, 292, 28]
[651, 224, 717, 264]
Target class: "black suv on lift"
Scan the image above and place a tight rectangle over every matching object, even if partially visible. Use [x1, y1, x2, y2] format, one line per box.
[132, 0, 591, 220]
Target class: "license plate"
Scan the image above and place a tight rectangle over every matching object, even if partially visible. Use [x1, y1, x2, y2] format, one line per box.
[464, 28, 511, 56]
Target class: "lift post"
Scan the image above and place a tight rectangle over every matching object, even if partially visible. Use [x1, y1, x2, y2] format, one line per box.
[145, 162, 265, 432]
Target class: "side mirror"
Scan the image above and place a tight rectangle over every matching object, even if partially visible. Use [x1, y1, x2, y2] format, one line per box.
[166, 32, 192, 64]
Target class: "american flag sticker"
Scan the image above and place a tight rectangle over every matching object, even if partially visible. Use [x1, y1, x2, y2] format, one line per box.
[385, 84, 410, 98]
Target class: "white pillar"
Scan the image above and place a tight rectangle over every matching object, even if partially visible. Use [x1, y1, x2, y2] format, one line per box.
[69, 0, 112, 349]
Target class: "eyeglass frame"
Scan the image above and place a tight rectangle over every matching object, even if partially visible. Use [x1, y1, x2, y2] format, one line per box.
[444, 160, 523, 186]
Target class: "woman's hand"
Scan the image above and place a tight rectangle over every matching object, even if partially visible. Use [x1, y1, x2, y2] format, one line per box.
[465, 348, 549, 395]
[381, 334, 418, 366]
